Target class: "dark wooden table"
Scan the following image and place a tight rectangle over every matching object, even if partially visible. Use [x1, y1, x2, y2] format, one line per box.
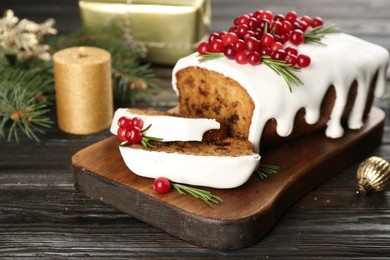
[1, 0, 390, 258]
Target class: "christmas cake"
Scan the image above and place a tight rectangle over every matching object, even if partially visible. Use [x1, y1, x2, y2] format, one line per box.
[172, 11, 389, 153]
[112, 10, 389, 190]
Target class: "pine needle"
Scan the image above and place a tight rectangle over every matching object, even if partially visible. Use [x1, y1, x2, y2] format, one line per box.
[0, 81, 52, 142]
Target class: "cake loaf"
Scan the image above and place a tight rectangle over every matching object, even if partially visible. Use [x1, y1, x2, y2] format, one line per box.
[172, 32, 389, 153]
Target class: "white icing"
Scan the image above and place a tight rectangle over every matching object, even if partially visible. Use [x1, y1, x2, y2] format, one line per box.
[119, 146, 261, 189]
[110, 108, 220, 142]
[172, 33, 390, 153]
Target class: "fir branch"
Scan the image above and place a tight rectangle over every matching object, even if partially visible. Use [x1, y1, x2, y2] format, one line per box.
[304, 24, 340, 45]
[0, 81, 52, 142]
[256, 164, 280, 179]
[172, 183, 223, 207]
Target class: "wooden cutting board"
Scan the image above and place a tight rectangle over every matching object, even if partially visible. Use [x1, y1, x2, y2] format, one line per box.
[72, 107, 385, 249]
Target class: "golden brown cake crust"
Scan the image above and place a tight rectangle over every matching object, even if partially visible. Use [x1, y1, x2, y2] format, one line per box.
[175, 66, 255, 140]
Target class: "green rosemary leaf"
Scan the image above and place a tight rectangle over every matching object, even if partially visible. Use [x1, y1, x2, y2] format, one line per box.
[142, 124, 152, 132]
[304, 24, 340, 45]
[172, 183, 223, 207]
[256, 164, 280, 179]
[197, 53, 224, 63]
[262, 56, 303, 92]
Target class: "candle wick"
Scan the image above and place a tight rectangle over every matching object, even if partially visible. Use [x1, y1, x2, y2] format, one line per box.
[78, 47, 87, 58]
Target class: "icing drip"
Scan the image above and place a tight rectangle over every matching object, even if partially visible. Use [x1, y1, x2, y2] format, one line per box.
[172, 33, 389, 153]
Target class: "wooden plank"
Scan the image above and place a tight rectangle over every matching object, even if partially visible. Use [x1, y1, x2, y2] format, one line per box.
[72, 107, 385, 249]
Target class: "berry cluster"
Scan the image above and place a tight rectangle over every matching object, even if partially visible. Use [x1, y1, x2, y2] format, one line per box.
[117, 116, 162, 148]
[198, 10, 323, 68]
[117, 116, 144, 143]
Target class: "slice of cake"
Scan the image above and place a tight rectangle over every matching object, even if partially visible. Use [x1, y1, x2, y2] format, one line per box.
[172, 11, 389, 153]
[110, 108, 226, 142]
[119, 138, 260, 189]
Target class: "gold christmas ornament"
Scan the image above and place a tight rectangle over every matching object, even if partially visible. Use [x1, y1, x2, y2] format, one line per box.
[355, 156, 390, 196]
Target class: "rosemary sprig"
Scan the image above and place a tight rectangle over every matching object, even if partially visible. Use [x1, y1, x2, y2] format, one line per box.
[198, 53, 303, 92]
[197, 52, 224, 63]
[256, 164, 280, 179]
[304, 24, 340, 45]
[262, 56, 303, 92]
[172, 183, 223, 207]
[140, 124, 163, 149]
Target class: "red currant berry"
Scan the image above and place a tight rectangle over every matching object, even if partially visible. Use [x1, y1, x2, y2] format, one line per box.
[259, 46, 272, 56]
[248, 52, 262, 65]
[243, 30, 256, 40]
[312, 16, 324, 28]
[296, 19, 309, 31]
[297, 54, 311, 68]
[209, 39, 225, 53]
[253, 27, 263, 38]
[222, 32, 238, 46]
[260, 10, 273, 21]
[235, 14, 250, 25]
[253, 10, 264, 21]
[223, 44, 236, 59]
[117, 116, 132, 129]
[219, 31, 228, 38]
[285, 54, 298, 66]
[261, 33, 275, 47]
[258, 19, 270, 32]
[245, 36, 260, 52]
[270, 42, 283, 52]
[233, 39, 246, 52]
[131, 117, 144, 129]
[285, 46, 298, 56]
[285, 11, 298, 23]
[237, 24, 250, 38]
[235, 51, 248, 64]
[271, 49, 286, 60]
[153, 177, 171, 194]
[125, 126, 143, 144]
[289, 29, 305, 45]
[197, 41, 210, 54]
[273, 13, 285, 22]
[300, 15, 312, 26]
[279, 33, 290, 44]
[208, 32, 220, 42]
[282, 20, 293, 33]
[247, 17, 258, 28]
[117, 127, 128, 142]
[228, 25, 237, 33]
[270, 21, 283, 35]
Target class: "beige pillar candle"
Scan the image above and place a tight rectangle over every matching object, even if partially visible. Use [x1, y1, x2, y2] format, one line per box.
[53, 46, 113, 135]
